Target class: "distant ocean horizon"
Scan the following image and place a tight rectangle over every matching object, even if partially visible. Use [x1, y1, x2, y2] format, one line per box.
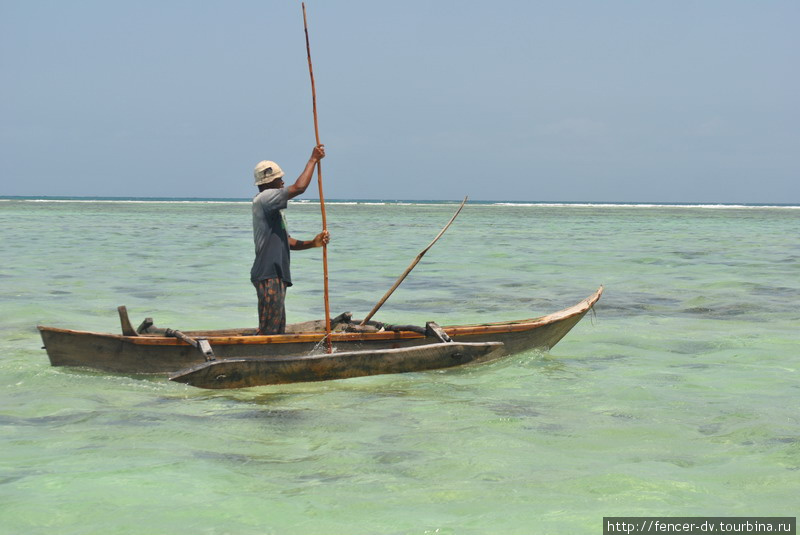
[2, 195, 799, 209]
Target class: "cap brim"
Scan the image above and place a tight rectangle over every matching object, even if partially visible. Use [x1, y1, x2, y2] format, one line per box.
[255, 173, 285, 186]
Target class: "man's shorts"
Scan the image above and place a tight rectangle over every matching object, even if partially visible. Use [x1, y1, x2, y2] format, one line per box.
[254, 278, 287, 335]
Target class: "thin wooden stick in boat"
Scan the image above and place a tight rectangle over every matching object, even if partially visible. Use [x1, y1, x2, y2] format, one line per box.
[302, 3, 332, 353]
[360, 196, 468, 325]
[164, 328, 216, 361]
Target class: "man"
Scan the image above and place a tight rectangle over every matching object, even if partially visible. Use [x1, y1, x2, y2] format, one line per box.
[251, 144, 329, 335]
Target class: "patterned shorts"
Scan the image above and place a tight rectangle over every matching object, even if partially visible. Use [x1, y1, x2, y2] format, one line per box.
[254, 278, 287, 335]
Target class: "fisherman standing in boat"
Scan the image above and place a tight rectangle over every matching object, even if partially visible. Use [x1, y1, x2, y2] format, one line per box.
[251, 144, 329, 335]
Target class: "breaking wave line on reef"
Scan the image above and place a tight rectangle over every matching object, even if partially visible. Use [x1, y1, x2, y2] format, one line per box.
[486, 202, 800, 209]
[2, 197, 798, 209]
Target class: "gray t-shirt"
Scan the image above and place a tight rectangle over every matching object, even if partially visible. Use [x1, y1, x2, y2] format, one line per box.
[250, 188, 292, 285]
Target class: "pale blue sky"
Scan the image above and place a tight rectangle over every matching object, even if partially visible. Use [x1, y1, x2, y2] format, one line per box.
[1, 0, 798, 202]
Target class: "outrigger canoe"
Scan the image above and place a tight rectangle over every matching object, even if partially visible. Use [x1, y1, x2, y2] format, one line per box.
[38, 287, 602, 387]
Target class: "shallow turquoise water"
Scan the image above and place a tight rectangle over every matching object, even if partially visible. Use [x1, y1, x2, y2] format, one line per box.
[1, 200, 798, 534]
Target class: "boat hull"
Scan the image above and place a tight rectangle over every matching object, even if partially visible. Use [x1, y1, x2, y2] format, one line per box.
[39, 287, 602, 375]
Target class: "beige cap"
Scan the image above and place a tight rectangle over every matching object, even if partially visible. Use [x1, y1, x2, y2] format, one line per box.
[253, 160, 285, 186]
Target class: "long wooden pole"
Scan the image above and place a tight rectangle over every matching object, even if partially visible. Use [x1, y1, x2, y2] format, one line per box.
[360, 197, 468, 325]
[302, 3, 332, 353]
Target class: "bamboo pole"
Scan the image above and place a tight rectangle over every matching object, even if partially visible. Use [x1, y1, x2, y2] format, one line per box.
[302, 3, 332, 353]
[360, 197, 468, 325]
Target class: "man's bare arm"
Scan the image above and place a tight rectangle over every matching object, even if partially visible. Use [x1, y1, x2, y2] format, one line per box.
[289, 230, 330, 250]
[287, 145, 325, 199]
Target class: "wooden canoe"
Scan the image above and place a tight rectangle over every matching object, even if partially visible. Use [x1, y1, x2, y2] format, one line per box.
[169, 342, 505, 389]
[38, 286, 602, 375]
